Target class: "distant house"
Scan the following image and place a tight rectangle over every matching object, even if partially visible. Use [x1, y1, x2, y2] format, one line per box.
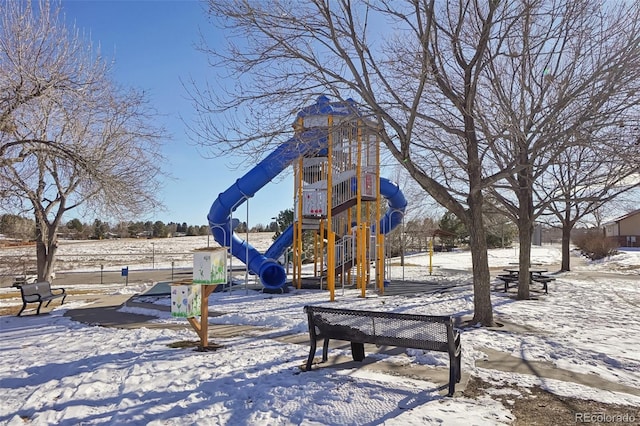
[603, 209, 640, 247]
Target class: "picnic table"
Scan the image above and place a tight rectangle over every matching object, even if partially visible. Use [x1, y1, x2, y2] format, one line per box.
[497, 268, 554, 294]
[502, 267, 548, 277]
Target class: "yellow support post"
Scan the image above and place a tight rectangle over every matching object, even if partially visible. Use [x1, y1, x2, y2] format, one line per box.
[292, 162, 297, 288]
[292, 225, 297, 285]
[375, 131, 384, 294]
[313, 230, 318, 278]
[319, 219, 325, 277]
[345, 206, 352, 286]
[359, 223, 367, 297]
[295, 136, 304, 289]
[377, 232, 384, 293]
[326, 115, 335, 301]
[356, 121, 365, 296]
[292, 117, 304, 289]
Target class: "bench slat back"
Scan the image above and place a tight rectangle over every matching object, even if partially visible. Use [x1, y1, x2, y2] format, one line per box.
[305, 306, 453, 353]
[21, 282, 52, 297]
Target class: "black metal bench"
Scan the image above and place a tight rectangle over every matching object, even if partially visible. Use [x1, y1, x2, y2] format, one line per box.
[303, 305, 462, 396]
[496, 274, 518, 292]
[532, 275, 555, 294]
[17, 281, 67, 316]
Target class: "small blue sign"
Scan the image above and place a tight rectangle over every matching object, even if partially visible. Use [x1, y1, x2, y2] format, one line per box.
[121, 267, 128, 277]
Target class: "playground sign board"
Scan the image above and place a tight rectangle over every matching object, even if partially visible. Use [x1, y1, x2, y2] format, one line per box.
[192, 249, 227, 284]
[170, 283, 201, 318]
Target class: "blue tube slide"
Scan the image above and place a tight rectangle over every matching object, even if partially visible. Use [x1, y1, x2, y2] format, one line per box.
[378, 177, 407, 233]
[208, 130, 326, 289]
[264, 224, 294, 261]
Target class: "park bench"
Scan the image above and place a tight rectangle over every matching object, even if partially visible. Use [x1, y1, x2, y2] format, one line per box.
[303, 305, 462, 396]
[17, 281, 67, 316]
[496, 273, 519, 292]
[531, 275, 555, 294]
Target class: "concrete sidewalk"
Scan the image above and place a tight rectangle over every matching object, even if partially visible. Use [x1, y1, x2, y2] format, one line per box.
[63, 294, 160, 328]
[63, 294, 269, 338]
[62, 293, 640, 399]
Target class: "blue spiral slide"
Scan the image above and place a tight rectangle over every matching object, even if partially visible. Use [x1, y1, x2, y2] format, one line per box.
[208, 133, 406, 290]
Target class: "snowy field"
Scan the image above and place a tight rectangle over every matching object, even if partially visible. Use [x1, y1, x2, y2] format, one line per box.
[0, 236, 639, 425]
[0, 234, 262, 276]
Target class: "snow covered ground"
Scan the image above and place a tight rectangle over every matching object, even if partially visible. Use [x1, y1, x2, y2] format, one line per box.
[0, 237, 639, 425]
[1, 235, 253, 276]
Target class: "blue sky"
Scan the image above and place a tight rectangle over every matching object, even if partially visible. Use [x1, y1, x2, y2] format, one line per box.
[60, 0, 294, 228]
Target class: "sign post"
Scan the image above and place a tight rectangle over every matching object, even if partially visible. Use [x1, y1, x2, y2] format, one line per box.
[121, 267, 128, 286]
[170, 248, 228, 349]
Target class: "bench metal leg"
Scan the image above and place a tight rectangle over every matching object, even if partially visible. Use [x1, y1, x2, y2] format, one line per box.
[447, 335, 462, 397]
[305, 339, 317, 371]
[447, 364, 461, 397]
[17, 302, 27, 317]
[306, 338, 337, 370]
[351, 342, 365, 362]
[448, 354, 462, 397]
[447, 371, 456, 397]
[322, 338, 330, 362]
[18, 301, 44, 316]
[41, 295, 66, 312]
[499, 278, 515, 292]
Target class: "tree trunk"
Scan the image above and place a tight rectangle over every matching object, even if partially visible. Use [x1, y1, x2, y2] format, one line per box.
[559, 209, 577, 272]
[516, 162, 534, 300]
[560, 222, 572, 272]
[35, 216, 58, 283]
[517, 223, 533, 300]
[468, 197, 495, 327]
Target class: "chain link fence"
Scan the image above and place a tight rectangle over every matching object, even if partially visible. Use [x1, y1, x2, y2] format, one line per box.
[0, 250, 197, 287]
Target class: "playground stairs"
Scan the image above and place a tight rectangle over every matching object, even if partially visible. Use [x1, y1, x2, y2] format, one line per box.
[330, 197, 358, 217]
[332, 257, 355, 278]
[300, 217, 360, 278]
[320, 233, 357, 278]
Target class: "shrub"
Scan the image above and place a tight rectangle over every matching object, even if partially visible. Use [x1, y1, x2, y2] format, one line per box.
[572, 229, 618, 260]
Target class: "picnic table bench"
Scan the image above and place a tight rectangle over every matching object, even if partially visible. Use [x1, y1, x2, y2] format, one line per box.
[497, 268, 555, 294]
[303, 305, 462, 396]
[17, 281, 67, 316]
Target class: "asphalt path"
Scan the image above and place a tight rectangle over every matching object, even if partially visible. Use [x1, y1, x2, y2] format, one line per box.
[1, 267, 194, 289]
[57, 267, 196, 286]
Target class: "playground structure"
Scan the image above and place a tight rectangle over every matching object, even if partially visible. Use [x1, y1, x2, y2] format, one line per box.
[208, 96, 406, 299]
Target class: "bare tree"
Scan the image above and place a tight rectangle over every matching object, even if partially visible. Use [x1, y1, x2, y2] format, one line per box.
[537, 129, 640, 271]
[0, 1, 166, 281]
[195, 0, 515, 325]
[482, 0, 640, 297]
[0, 1, 106, 170]
[195, 0, 640, 316]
